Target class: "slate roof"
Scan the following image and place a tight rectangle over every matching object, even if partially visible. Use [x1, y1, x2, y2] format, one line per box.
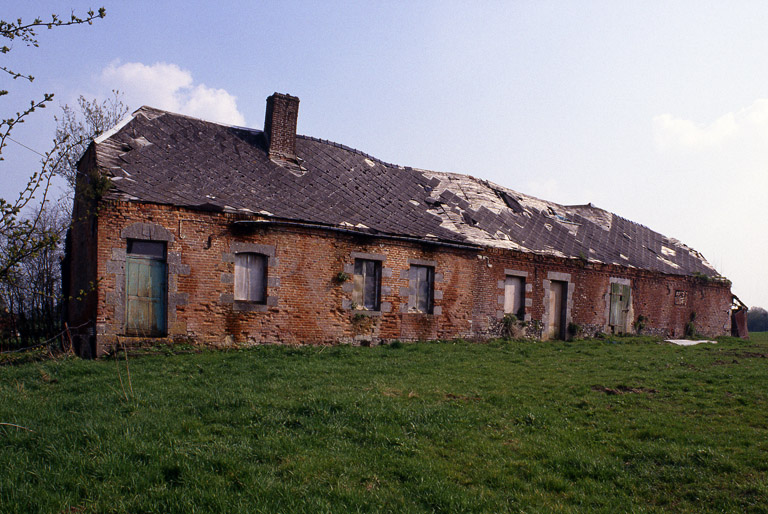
[90, 106, 720, 278]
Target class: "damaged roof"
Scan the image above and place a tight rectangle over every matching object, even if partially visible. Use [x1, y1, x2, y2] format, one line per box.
[89, 106, 720, 278]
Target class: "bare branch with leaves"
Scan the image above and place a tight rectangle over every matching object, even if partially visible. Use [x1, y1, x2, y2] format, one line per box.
[53, 90, 129, 195]
[0, 8, 106, 91]
[0, 8, 106, 283]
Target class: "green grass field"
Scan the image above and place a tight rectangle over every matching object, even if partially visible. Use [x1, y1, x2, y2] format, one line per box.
[2, 335, 767, 513]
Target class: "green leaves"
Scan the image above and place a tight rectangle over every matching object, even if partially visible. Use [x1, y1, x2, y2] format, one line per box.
[0, 9, 106, 45]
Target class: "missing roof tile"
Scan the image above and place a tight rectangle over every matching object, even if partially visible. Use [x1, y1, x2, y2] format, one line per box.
[494, 189, 524, 213]
[462, 212, 477, 226]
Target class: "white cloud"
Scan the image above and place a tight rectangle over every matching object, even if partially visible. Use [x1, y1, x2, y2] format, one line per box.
[653, 99, 768, 151]
[100, 61, 246, 126]
[652, 99, 768, 308]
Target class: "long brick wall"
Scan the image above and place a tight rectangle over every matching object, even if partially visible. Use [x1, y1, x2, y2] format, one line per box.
[66, 200, 733, 355]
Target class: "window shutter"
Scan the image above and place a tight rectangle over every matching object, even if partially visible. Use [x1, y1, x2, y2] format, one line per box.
[504, 276, 524, 316]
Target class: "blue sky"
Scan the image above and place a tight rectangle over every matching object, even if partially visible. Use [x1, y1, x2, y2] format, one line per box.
[4, 1, 767, 309]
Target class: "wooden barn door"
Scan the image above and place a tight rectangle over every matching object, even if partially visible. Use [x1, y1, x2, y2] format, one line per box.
[609, 283, 631, 334]
[547, 280, 567, 340]
[125, 241, 167, 336]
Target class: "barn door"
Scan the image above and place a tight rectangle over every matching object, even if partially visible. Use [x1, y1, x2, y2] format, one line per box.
[609, 283, 631, 334]
[125, 240, 167, 336]
[547, 280, 567, 340]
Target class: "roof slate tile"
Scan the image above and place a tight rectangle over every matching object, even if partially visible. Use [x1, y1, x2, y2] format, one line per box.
[91, 106, 721, 278]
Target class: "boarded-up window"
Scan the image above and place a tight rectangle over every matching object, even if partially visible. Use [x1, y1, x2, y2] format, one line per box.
[412, 265, 434, 314]
[504, 276, 525, 317]
[125, 240, 167, 336]
[235, 253, 267, 303]
[352, 259, 381, 310]
[609, 283, 631, 333]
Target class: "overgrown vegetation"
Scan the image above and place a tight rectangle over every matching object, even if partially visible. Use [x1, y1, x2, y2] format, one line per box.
[2, 336, 767, 512]
[500, 313, 519, 338]
[0, 201, 68, 350]
[633, 314, 648, 334]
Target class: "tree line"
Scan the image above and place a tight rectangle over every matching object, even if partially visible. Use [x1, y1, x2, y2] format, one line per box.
[0, 9, 129, 351]
[748, 307, 768, 333]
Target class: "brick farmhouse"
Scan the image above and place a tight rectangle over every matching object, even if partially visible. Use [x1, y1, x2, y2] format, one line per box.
[65, 93, 735, 356]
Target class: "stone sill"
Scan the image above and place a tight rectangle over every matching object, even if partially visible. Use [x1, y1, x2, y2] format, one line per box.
[351, 309, 382, 317]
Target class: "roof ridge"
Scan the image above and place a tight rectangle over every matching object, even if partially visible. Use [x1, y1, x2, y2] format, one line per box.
[131, 105, 257, 132]
[123, 108, 404, 170]
[297, 134, 399, 169]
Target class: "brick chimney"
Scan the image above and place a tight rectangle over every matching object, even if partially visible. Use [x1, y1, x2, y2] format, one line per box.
[264, 92, 300, 162]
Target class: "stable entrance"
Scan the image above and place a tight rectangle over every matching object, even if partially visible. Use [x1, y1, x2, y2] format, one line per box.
[546, 280, 568, 340]
[125, 240, 167, 336]
[609, 283, 631, 334]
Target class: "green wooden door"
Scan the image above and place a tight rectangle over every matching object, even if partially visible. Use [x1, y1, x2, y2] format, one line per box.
[609, 283, 631, 334]
[125, 242, 167, 336]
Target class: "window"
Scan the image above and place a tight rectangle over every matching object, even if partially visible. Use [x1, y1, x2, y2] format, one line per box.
[352, 259, 381, 310]
[125, 240, 167, 336]
[504, 275, 525, 318]
[412, 265, 434, 314]
[128, 240, 165, 259]
[235, 253, 267, 303]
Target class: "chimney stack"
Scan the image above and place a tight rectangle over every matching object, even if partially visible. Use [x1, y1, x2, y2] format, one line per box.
[264, 93, 300, 162]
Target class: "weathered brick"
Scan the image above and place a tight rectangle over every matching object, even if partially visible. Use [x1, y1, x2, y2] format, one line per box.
[66, 201, 733, 356]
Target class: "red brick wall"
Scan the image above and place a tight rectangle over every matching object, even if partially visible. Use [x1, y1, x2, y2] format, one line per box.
[68, 200, 733, 355]
[65, 153, 101, 356]
[475, 247, 732, 339]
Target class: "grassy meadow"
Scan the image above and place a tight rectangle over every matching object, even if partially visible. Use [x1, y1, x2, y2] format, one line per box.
[1, 334, 768, 513]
